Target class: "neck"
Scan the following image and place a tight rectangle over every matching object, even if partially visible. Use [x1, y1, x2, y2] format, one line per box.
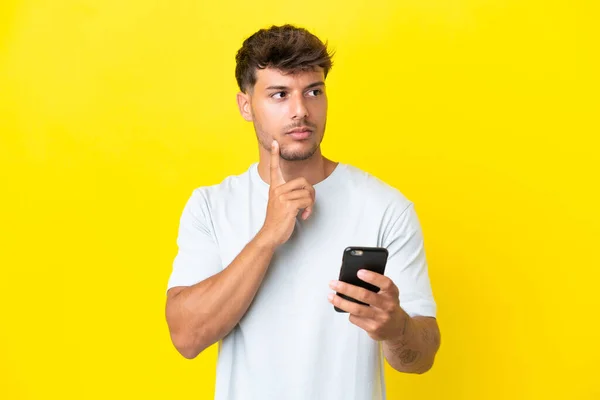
[257, 147, 337, 186]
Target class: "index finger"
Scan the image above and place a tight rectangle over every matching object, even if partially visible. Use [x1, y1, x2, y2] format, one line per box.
[270, 140, 285, 186]
[357, 269, 397, 294]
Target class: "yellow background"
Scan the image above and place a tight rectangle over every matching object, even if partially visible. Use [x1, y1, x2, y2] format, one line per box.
[1, 0, 598, 399]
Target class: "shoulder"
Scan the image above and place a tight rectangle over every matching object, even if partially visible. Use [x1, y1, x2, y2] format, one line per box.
[343, 163, 413, 213]
[183, 165, 254, 215]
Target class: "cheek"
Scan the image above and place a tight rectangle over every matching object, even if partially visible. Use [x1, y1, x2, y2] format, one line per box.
[263, 103, 288, 123]
[263, 102, 285, 117]
[309, 101, 327, 122]
[255, 104, 286, 131]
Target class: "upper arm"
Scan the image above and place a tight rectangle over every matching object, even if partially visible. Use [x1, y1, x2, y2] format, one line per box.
[382, 200, 437, 318]
[165, 189, 223, 295]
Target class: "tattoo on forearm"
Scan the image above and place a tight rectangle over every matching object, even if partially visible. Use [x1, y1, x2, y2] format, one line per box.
[386, 318, 438, 369]
[392, 347, 421, 365]
[421, 327, 440, 347]
[421, 327, 432, 343]
[401, 315, 409, 336]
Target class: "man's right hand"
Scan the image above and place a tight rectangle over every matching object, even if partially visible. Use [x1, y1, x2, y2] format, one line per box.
[259, 140, 316, 248]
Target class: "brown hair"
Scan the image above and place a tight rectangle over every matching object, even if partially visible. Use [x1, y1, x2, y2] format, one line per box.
[235, 24, 334, 93]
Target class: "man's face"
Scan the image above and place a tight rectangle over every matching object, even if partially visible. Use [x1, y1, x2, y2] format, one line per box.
[239, 67, 328, 161]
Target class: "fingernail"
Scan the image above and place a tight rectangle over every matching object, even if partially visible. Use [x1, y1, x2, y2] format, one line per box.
[357, 270, 367, 278]
[329, 280, 339, 289]
[327, 293, 334, 301]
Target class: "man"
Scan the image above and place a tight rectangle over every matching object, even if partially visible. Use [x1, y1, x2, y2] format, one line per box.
[165, 24, 441, 400]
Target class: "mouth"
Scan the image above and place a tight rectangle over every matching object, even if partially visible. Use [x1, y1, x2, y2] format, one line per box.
[286, 127, 313, 140]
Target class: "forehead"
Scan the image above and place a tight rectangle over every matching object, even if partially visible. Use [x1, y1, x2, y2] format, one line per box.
[254, 67, 325, 90]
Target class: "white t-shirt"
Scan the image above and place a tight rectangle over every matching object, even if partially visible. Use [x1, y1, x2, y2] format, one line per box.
[166, 161, 437, 400]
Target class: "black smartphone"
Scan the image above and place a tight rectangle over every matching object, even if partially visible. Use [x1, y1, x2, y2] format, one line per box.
[334, 246, 389, 313]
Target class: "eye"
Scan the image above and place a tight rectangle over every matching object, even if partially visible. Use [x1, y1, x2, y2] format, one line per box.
[307, 89, 323, 97]
[271, 92, 286, 99]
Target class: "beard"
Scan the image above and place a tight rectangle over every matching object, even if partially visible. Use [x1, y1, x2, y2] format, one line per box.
[253, 118, 326, 162]
[278, 139, 320, 161]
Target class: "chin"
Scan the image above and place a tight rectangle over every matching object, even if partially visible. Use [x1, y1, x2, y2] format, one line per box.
[280, 144, 319, 162]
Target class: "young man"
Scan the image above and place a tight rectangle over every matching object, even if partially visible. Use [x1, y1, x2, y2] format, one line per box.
[165, 24, 441, 400]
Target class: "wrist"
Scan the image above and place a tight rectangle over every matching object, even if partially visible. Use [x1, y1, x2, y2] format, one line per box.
[254, 229, 278, 252]
[386, 309, 414, 346]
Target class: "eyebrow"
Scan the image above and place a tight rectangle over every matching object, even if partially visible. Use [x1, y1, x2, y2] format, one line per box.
[265, 81, 325, 91]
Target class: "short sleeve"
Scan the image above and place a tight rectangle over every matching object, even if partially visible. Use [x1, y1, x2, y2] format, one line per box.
[382, 200, 437, 318]
[166, 189, 223, 294]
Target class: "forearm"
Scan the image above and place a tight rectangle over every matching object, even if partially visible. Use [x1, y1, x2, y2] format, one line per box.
[383, 315, 441, 374]
[166, 230, 276, 358]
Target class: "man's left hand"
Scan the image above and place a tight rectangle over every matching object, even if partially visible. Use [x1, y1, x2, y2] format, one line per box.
[327, 269, 410, 341]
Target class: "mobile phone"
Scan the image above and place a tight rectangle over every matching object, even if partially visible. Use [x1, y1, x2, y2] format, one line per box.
[334, 246, 389, 313]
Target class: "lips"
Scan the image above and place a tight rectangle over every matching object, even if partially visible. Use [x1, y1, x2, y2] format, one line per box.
[286, 127, 313, 140]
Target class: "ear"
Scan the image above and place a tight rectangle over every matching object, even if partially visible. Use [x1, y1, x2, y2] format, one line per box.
[236, 92, 253, 122]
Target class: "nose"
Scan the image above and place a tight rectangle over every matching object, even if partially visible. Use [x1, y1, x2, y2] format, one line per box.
[290, 93, 309, 120]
